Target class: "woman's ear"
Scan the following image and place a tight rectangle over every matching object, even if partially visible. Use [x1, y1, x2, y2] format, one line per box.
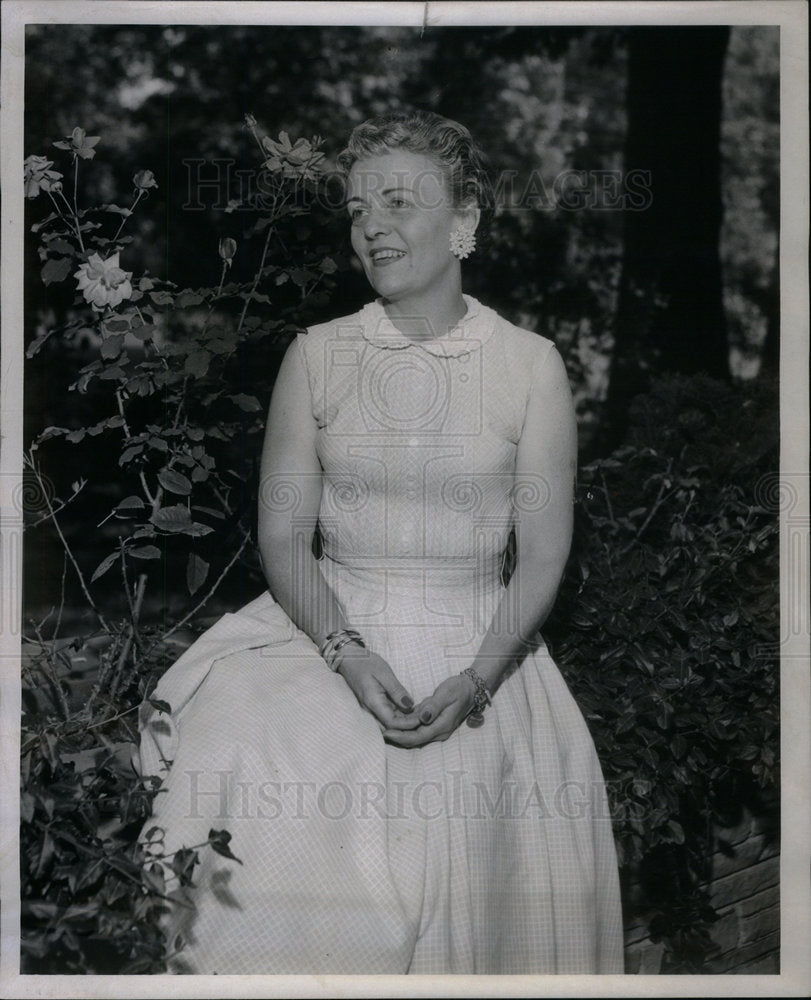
[455, 201, 481, 233]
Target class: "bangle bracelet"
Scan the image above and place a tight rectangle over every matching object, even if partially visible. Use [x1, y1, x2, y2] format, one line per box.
[461, 666, 491, 727]
[319, 628, 365, 671]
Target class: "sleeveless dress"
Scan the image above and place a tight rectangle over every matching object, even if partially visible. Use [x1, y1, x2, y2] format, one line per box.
[137, 295, 624, 974]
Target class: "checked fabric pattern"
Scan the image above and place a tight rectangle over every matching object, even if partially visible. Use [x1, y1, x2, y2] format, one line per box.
[138, 297, 623, 974]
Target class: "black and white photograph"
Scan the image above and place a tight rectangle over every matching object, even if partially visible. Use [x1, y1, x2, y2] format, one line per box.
[1, 0, 808, 995]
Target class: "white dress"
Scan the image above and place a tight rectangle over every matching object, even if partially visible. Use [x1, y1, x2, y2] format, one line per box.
[137, 295, 624, 974]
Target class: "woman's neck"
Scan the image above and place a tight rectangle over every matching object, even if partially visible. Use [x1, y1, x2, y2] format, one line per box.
[381, 285, 468, 342]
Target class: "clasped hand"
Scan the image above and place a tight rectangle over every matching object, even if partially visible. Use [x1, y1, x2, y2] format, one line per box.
[336, 647, 476, 748]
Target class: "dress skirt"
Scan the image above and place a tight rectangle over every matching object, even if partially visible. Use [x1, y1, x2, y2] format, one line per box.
[137, 561, 624, 975]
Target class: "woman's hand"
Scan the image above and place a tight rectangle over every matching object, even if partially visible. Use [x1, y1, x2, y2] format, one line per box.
[382, 674, 476, 748]
[336, 645, 421, 732]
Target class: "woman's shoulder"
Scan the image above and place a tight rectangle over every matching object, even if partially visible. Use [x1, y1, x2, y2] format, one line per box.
[299, 307, 368, 346]
[479, 302, 557, 367]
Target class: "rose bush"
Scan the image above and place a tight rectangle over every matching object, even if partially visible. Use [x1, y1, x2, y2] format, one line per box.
[22, 117, 342, 973]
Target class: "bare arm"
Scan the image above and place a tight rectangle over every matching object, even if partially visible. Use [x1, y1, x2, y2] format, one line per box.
[259, 338, 417, 725]
[384, 345, 576, 745]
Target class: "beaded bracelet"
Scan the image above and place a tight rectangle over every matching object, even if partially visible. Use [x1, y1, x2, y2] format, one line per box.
[460, 666, 491, 727]
[319, 628, 366, 671]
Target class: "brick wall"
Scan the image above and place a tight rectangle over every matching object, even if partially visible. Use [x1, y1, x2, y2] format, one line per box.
[624, 808, 779, 974]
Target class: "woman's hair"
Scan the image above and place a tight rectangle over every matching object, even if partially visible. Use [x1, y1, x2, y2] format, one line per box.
[337, 109, 493, 218]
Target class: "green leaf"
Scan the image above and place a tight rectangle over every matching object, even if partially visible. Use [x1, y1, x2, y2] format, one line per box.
[171, 847, 198, 887]
[104, 317, 131, 333]
[151, 505, 193, 533]
[186, 553, 209, 595]
[100, 333, 125, 360]
[158, 469, 192, 496]
[116, 495, 146, 512]
[208, 828, 243, 865]
[91, 551, 118, 582]
[149, 698, 172, 714]
[176, 289, 205, 308]
[119, 445, 144, 466]
[41, 257, 72, 285]
[129, 545, 162, 560]
[185, 350, 212, 379]
[228, 393, 262, 412]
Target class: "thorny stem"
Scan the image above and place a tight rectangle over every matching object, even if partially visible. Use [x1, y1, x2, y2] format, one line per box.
[599, 468, 615, 524]
[119, 538, 140, 639]
[116, 389, 155, 506]
[617, 461, 675, 559]
[152, 533, 250, 650]
[27, 620, 71, 721]
[111, 573, 148, 700]
[25, 452, 110, 633]
[112, 188, 144, 244]
[246, 116, 267, 160]
[54, 552, 68, 644]
[27, 479, 87, 530]
[236, 220, 275, 337]
[47, 189, 85, 255]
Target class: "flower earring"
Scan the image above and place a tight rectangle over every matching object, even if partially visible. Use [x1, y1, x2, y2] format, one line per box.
[449, 225, 477, 260]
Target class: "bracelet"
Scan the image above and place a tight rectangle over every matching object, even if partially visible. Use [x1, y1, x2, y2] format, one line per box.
[319, 628, 366, 671]
[460, 666, 491, 727]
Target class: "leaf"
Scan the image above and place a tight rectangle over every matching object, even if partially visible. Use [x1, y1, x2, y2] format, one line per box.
[319, 256, 338, 274]
[148, 698, 172, 715]
[288, 267, 313, 287]
[186, 553, 209, 595]
[116, 495, 146, 512]
[91, 551, 118, 582]
[185, 350, 212, 379]
[151, 505, 193, 533]
[228, 393, 262, 412]
[170, 847, 198, 887]
[149, 289, 175, 306]
[176, 289, 205, 308]
[158, 468, 192, 496]
[41, 257, 73, 285]
[100, 333, 125, 360]
[129, 544, 162, 560]
[119, 445, 143, 466]
[99, 365, 128, 381]
[208, 828, 243, 865]
[104, 317, 131, 333]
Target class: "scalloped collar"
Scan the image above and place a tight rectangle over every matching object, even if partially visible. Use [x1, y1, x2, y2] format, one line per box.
[357, 295, 496, 358]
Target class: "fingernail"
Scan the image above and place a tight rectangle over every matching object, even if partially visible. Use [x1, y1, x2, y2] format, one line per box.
[402, 696, 414, 710]
[420, 710, 432, 724]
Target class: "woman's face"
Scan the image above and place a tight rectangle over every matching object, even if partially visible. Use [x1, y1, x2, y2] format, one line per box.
[345, 149, 472, 305]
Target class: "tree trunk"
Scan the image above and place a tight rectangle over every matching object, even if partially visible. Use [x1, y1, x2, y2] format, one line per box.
[604, 26, 731, 450]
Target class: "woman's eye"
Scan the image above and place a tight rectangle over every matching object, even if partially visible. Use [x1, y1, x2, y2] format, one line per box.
[390, 198, 408, 209]
[348, 207, 366, 222]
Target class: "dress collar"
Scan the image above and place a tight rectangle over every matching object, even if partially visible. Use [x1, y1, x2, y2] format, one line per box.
[357, 295, 495, 358]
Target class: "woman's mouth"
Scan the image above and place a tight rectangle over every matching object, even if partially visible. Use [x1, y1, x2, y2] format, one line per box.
[370, 248, 407, 267]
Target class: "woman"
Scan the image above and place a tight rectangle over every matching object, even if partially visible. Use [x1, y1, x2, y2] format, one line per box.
[138, 110, 623, 974]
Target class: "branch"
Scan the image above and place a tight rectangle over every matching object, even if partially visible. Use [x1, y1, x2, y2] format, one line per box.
[24, 451, 111, 633]
[153, 532, 250, 649]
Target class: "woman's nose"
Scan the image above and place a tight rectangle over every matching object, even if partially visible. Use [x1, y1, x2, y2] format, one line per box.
[362, 207, 391, 239]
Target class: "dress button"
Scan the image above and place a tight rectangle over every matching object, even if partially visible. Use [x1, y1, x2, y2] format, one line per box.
[408, 437, 418, 447]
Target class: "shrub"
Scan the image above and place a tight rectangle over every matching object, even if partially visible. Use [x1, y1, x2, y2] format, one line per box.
[21, 119, 339, 972]
[546, 371, 780, 971]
